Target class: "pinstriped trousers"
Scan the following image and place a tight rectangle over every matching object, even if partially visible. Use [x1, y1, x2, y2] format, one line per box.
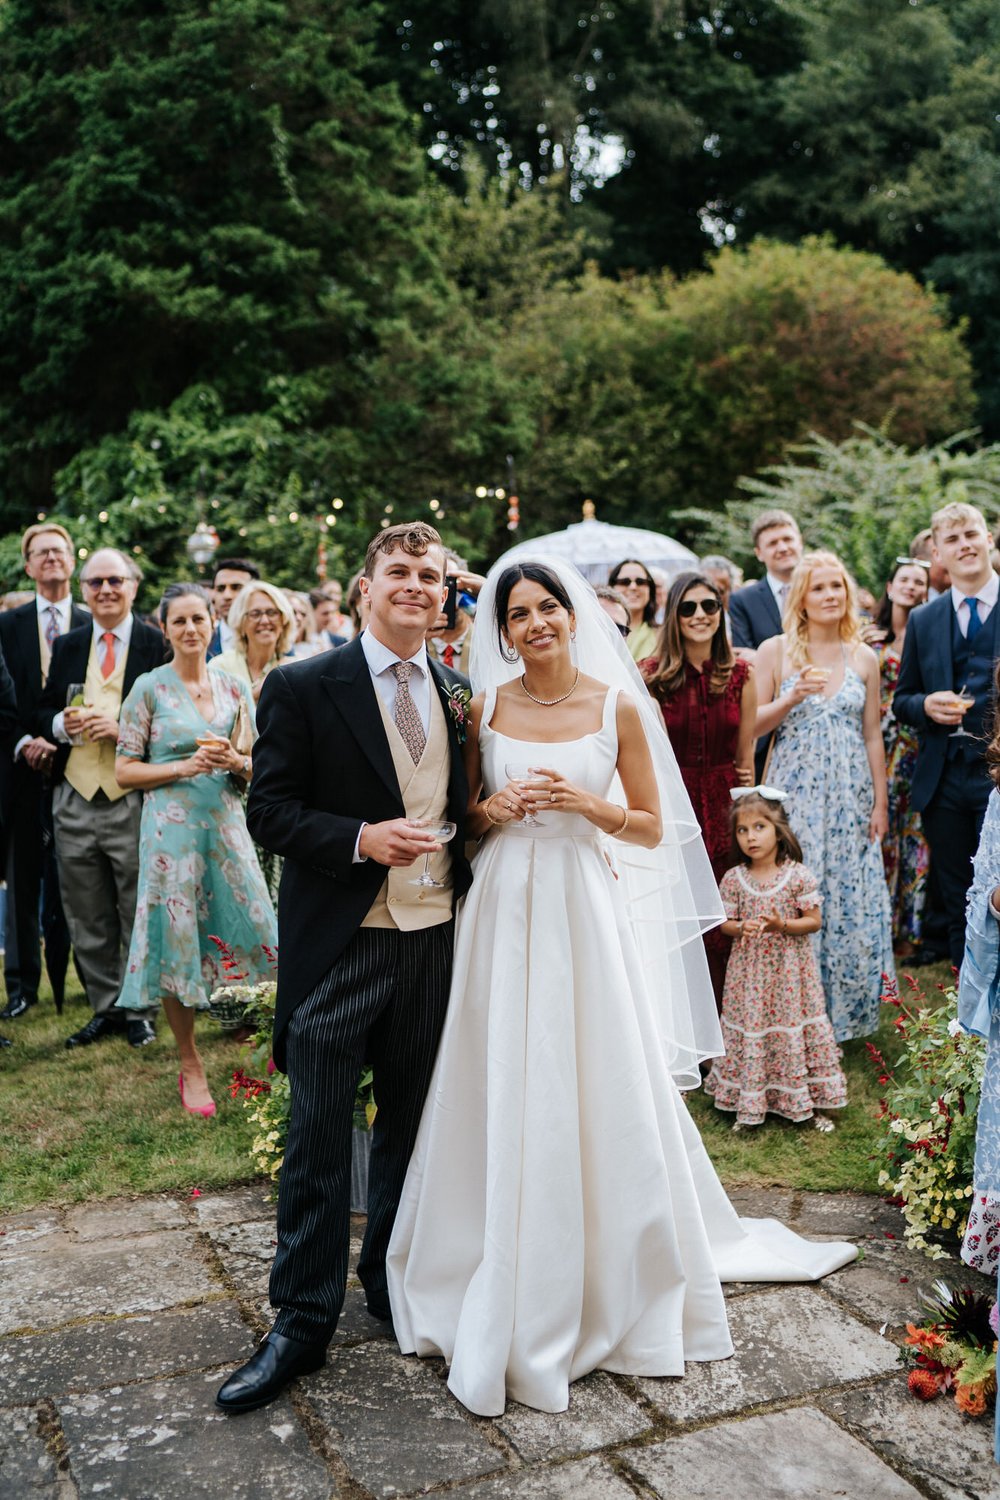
[270, 921, 454, 1344]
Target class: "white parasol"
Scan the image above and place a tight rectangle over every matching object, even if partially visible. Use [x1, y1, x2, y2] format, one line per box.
[493, 501, 698, 584]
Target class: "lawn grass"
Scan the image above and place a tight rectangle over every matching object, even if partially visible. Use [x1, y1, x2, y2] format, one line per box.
[1, 961, 955, 1214]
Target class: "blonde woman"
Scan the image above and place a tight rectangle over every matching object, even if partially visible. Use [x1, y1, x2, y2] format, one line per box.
[283, 591, 324, 660]
[754, 551, 894, 1041]
[210, 581, 296, 702]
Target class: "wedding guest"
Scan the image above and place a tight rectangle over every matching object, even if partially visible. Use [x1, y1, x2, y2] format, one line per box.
[607, 558, 658, 662]
[36, 549, 166, 1049]
[1, 592, 34, 611]
[345, 570, 370, 637]
[0, 523, 88, 1020]
[284, 592, 323, 660]
[207, 558, 260, 660]
[642, 571, 756, 1007]
[873, 559, 931, 958]
[894, 502, 999, 967]
[705, 789, 847, 1131]
[115, 585, 276, 1116]
[210, 581, 296, 703]
[309, 589, 348, 650]
[595, 586, 630, 637]
[729, 511, 803, 651]
[0, 643, 17, 1047]
[755, 551, 894, 1040]
[650, 566, 669, 625]
[426, 553, 475, 673]
[699, 555, 740, 632]
[910, 528, 949, 598]
[317, 579, 353, 639]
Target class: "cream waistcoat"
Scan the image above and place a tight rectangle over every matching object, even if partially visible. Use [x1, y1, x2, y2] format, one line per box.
[362, 683, 453, 930]
[65, 640, 131, 803]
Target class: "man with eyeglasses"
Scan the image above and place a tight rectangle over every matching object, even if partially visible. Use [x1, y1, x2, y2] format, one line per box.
[0, 524, 89, 1022]
[36, 549, 165, 1049]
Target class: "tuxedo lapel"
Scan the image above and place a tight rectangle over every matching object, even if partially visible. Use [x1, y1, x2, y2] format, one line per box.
[321, 638, 402, 803]
[14, 605, 42, 689]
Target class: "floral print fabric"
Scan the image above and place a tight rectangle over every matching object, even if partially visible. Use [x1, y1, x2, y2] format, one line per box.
[704, 862, 848, 1125]
[878, 643, 928, 947]
[115, 664, 277, 1011]
[959, 790, 1000, 1271]
[768, 665, 895, 1041]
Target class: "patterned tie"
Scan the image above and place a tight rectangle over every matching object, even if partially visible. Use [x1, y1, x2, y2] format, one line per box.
[443, 643, 455, 669]
[778, 584, 789, 617]
[45, 605, 61, 648]
[392, 661, 426, 764]
[100, 631, 117, 680]
[967, 596, 983, 642]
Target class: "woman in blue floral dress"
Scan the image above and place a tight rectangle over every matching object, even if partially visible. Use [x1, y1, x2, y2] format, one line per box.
[755, 552, 895, 1041]
[115, 585, 277, 1116]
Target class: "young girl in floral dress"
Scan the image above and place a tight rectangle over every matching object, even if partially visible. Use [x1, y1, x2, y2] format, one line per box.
[705, 788, 848, 1132]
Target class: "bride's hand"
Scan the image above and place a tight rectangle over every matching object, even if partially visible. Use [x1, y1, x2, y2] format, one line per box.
[528, 767, 591, 817]
[488, 781, 530, 823]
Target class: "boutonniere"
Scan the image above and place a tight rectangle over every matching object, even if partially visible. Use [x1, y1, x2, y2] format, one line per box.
[443, 683, 472, 743]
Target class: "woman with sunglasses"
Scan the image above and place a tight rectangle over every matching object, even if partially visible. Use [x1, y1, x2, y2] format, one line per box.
[872, 558, 931, 959]
[641, 572, 756, 1007]
[210, 581, 296, 703]
[608, 559, 659, 662]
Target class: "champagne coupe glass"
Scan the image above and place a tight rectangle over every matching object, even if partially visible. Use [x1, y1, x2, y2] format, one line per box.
[504, 763, 550, 827]
[949, 683, 976, 739]
[65, 683, 87, 746]
[196, 730, 230, 774]
[411, 821, 457, 888]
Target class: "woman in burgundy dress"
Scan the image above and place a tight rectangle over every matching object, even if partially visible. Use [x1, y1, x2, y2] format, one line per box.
[642, 571, 756, 1008]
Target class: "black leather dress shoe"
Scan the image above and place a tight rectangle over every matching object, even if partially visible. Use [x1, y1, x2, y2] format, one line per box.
[0, 995, 36, 1020]
[216, 1332, 327, 1413]
[126, 1017, 156, 1048]
[65, 1014, 123, 1049]
[365, 1298, 392, 1322]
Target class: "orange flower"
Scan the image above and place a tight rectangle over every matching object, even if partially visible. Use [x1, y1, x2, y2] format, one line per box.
[908, 1369, 942, 1401]
[955, 1382, 987, 1417]
[904, 1323, 946, 1354]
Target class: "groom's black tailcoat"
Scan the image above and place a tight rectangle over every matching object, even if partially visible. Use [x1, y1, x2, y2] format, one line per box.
[247, 637, 472, 1072]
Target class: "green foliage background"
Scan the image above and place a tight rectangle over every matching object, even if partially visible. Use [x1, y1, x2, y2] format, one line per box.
[0, 0, 996, 588]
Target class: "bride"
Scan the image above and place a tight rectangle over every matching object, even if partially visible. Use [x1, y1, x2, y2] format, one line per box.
[386, 558, 855, 1417]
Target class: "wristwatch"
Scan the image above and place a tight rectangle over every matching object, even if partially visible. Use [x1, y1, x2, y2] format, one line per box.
[241, 756, 251, 777]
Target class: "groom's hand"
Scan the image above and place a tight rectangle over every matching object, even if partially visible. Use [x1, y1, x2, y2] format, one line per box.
[359, 818, 442, 867]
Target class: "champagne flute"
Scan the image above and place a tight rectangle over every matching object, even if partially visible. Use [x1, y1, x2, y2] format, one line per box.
[65, 683, 88, 746]
[949, 683, 976, 739]
[504, 763, 550, 827]
[196, 730, 230, 774]
[411, 821, 457, 888]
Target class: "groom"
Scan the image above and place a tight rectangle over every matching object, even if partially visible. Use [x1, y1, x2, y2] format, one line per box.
[216, 521, 473, 1413]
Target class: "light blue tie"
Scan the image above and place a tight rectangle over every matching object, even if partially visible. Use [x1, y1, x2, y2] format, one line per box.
[967, 597, 983, 642]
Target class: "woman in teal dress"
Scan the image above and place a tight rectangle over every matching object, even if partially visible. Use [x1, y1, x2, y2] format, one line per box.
[115, 585, 277, 1117]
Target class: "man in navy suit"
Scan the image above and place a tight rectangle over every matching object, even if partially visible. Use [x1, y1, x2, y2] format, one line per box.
[0, 523, 90, 1019]
[894, 503, 999, 966]
[207, 557, 260, 660]
[729, 510, 803, 651]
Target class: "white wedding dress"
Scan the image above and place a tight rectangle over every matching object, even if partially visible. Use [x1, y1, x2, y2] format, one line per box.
[387, 687, 856, 1417]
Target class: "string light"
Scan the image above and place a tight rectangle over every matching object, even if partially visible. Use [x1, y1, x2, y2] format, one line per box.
[98, 511, 109, 523]
[332, 498, 344, 510]
[288, 511, 299, 522]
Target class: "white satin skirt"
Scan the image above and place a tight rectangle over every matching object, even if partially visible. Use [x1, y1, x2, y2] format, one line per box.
[386, 826, 855, 1417]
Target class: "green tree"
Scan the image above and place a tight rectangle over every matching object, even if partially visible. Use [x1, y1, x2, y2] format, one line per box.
[673, 426, 1000, 592]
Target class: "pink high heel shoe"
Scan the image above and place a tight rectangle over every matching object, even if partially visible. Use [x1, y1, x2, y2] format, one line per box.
[179, 1072, 217, 1118]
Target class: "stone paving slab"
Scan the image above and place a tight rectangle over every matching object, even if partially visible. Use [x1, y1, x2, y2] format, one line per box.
[625, 1405, 925, 1499]
[0, 1304, 253, 1404]
[0, 1210, 64, 1253]
[636, 1285, 898, 1423]
[192, 1185, 276, 1227]
[301, 1340, 506, 1495]
[56, 1371, 332, 1499]
[447, 1454, 636, 1499]
[0, 1405, 61, 1497]
[0, 1230, 219, 1336]
[66, 1196, 188, 1241]
[791, 1191, 905, 1240]
[726, 1186, 797, 1222]
[822, 1380, 1000, 1500]
[201, 1219, 277, 1302]
[494, 1371, 652, 1461]
[821, 1235, 970, 1332]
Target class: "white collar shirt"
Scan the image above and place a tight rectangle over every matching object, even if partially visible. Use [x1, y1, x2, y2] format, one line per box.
[90, 612, 135, 671]
[360, 628, 433, 737]
[950, 572, 999, 637]
[35, 593, 74, 631]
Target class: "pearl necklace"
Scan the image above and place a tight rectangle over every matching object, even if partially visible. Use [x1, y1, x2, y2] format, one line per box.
[520, 668, 580, 706]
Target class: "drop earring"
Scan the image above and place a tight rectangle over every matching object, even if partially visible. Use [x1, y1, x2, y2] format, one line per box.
[501, 640, 519, 663]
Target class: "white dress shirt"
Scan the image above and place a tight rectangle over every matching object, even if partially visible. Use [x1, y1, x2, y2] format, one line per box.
[52, 613, 135, 743]
[13, 594, 77, 759]
[766, 572, 790, 613]
[950, 572, 999, 637]
[353, 628, 434, 861]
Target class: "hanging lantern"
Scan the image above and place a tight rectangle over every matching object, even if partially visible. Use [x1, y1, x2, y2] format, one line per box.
[184, 522, 220, 570]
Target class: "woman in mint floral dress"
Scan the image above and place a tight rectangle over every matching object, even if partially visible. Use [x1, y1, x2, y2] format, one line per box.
[115, 585, 277, 1116]
[754, 552, 895, 1042]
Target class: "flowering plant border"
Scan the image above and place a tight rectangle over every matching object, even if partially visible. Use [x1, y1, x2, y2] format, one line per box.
[903, 1281, 997, 1418]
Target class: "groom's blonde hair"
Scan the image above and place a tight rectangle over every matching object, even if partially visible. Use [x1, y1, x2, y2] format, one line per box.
[364, 521, 444, 577]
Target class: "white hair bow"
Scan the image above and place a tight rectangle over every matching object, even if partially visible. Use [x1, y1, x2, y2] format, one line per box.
[730, 785, 788, 803]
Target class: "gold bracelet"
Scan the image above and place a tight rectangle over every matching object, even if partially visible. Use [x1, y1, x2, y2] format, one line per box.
[484, 795, 505, 828]
[609, 804, 629, 837]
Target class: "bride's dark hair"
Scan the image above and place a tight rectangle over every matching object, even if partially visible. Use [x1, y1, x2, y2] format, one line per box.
[494, 564, 575, 652]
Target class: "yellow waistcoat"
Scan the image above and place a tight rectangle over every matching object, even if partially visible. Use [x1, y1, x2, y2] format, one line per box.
[362, 684, 453, 930]
[65, 640, 130, 803]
